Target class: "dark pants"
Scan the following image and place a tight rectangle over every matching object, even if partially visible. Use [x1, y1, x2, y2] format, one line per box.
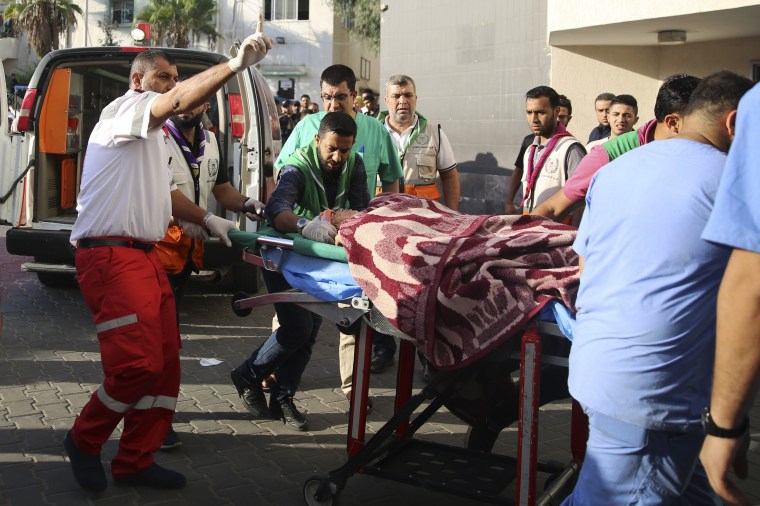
[240, 269, 321, 401]
[373, 332, 397, 357]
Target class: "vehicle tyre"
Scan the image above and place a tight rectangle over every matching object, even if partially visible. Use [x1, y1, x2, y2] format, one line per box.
[36, 271, 77, 288]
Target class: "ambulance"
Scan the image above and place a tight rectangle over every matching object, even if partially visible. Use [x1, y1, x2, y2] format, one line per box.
[0, 46, 281, 289]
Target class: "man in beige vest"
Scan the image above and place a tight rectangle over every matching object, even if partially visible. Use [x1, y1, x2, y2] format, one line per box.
[371, 74, 461, 374]
[520, 86, 585, 214]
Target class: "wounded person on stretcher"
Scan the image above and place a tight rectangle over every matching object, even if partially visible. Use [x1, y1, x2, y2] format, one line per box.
[336, 192, 580, 450]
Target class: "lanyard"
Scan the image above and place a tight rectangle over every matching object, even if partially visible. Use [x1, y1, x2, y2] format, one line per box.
[521, 123, 571, 210]
[166, 119, 206, 204]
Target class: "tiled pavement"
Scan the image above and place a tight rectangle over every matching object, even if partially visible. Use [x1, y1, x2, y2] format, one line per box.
[2, 225, 760, 505]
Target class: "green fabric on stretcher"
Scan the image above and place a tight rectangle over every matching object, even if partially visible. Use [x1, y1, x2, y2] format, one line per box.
[228, 227, 348, 263]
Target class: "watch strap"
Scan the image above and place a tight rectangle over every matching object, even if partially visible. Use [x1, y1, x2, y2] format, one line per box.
[703, 406, 749, 438]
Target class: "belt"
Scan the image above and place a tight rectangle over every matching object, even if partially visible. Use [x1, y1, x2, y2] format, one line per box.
[405, 179, 436, 186]
[78, 238, 155, 252]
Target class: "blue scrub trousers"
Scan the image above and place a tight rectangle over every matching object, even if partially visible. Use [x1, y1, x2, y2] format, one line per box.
[562, 408, 717, 505]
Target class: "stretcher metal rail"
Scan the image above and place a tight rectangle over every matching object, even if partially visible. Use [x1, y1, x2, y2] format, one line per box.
[230, 234, 587, 506]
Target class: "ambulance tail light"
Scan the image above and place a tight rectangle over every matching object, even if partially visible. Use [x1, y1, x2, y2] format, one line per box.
[16, 88, 37, 132]
[229, 93, 245, 138]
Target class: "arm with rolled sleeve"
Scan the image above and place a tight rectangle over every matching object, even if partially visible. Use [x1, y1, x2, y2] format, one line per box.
[266, 166, 305, 233]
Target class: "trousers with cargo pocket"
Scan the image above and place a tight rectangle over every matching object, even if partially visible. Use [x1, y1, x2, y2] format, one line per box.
[70, 245, 180, 478]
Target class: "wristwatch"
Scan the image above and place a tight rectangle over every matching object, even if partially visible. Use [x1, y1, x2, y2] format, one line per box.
[296, 217, 309, 234]
[702, 406, 749, 438]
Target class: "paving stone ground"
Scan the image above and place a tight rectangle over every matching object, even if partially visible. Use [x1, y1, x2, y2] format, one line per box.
[2, 225, 760, 505]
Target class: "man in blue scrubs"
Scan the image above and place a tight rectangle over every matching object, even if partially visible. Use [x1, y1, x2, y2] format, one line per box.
[562, 71, 753, 505]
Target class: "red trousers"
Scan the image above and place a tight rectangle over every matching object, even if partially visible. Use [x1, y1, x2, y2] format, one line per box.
[71, 244, 180, 478]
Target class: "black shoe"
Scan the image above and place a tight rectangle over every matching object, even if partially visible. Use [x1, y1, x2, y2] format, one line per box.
[64, 431, 107, 493]
[159, 426, 182, 451]
[231, 366, 270, 418]
[114, 463, 186, 489]
[370, 352, 395, 374]
[270, 396, 308, 431]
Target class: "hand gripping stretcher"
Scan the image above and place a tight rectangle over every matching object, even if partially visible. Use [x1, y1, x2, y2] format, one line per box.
[227, 229, 588, 506]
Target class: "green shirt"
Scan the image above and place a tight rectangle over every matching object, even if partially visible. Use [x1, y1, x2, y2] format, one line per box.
[276, 111, 402, 189]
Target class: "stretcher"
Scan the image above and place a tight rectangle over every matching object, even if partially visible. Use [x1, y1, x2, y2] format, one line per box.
[227, 229, 587, 506]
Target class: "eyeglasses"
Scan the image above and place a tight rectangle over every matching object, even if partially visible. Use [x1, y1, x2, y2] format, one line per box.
[321, 93, 350, 102]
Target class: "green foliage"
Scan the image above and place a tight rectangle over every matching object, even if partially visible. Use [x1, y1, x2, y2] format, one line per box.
[327, 0, 381, 54]
[137, 0, 220, 49]
[2, 0, 82, 58]
[97, 20, 121, 47]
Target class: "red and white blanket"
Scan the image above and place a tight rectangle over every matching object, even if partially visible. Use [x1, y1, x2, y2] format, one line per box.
[339, 194, 580, 371]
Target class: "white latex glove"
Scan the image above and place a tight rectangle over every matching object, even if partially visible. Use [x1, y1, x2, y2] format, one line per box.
[301, 219, 337, 244]
[205, 214, 238, 247]
[178, 219, 209, 241]
[242, 197, 265, 222]
[228, 14, 273, 73]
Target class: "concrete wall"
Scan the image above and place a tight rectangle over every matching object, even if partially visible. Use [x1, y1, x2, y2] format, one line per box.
[380, 0, 550, 214]
[552, 36, 760, 140]
[549, 0, 759, 32]
[332, 21, 380, 98]
[659, 36, 760, 80]
[550, 46, 660, 143]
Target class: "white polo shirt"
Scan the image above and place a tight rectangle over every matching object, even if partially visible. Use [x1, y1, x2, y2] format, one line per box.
[72, 90, 175, 243]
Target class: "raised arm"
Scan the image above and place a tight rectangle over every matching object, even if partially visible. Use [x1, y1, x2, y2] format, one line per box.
[149, 15, 271, 129]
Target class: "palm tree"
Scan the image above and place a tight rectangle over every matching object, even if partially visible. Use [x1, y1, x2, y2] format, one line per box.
[2, 0, 82, 58]
[137, 0, 220, 49]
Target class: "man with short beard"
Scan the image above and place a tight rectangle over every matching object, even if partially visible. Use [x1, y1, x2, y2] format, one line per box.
[520, 85, 585, 213]
[231, 112, 369, 431]
[156, 96, 265, 449]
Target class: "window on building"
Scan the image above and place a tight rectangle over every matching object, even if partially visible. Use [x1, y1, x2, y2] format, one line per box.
[360, 57, 370, 81]
[265, 0, 309, 21]
[110, 0, 134, 26]
[340, 0, 354, 30]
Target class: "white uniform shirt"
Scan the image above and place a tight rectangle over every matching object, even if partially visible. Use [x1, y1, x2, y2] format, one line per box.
[166, 129, 221, 211]
[71, 90, 174, 243]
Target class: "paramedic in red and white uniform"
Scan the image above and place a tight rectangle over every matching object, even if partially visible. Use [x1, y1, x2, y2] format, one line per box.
[64, 24, 271, 493]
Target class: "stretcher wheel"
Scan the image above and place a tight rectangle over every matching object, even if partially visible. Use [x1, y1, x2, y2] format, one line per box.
[231, 291, 252, 317]
[303, 475, 337, 505]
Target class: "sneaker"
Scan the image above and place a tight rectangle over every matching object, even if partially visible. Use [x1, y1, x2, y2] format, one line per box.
[270, 396, 308, 431]
[64, 431, 107, 493]
[370, 352, 395, 374]
[114, 463, 186, 489]
[231, 366, 270, 418]
[159, 427, 182, 451]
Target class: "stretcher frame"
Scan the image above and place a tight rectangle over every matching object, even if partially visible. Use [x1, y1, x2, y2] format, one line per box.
[232, 235, 587, 506]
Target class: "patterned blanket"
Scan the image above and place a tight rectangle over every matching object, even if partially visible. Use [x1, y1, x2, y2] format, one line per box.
[339, 194, 580, 371]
